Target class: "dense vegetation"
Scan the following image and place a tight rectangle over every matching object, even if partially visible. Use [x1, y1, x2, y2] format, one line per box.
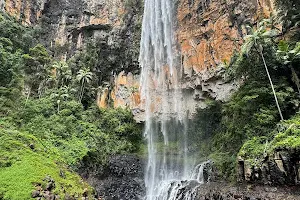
[187, 1, 300, 181]
[0, 12, 142, 199]
[0, 0, 300, 198]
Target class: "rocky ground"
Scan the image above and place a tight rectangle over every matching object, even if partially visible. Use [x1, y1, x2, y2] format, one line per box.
[196, 183, 300, 200]
[79, 155, 145, 200]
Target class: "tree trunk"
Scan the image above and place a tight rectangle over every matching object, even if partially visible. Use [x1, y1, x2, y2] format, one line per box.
[57, 101, 60, 113]
[79, 79, 85, 103]
[259, 49, 284, 121]
[26, 87, 31, 104]
[291, 66, 300, 95]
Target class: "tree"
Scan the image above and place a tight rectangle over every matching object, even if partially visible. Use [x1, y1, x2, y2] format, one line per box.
[52, 61, 72, 88]
[241, 19, 284, 120]
[276, 41, 300, 94]
[0, 37, 23, 88]
[76, 68, 93, 103]
[50, 86, 72, 113]
[23, 44, 52, 98]
[274, 0, 300, 37]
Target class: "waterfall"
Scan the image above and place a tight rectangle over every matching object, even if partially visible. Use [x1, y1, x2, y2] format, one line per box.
[139, 0, 208, 199]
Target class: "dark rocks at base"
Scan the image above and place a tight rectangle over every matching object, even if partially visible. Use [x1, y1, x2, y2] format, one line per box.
[108, 155, 142, 177]
[79, 154, 145, 200]
[194, 183, 300, 200]
[31, 176, 91, 200]
[31, 177, 60, 200]
[95, 176, 144, 200]
[238, 149, 300, 186]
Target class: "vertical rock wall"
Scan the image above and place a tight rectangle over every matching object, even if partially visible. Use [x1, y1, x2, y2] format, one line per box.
[108, 0, 276, 120]
[176, 0, 275, 110]
[1, 0, 141, 58]
[0, 0, 45, 24]
[177, 0, 274, 72]
[0, 0, 277, 119]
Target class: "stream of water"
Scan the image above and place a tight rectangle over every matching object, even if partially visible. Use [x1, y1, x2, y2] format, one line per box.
[139, 0, 208, 199]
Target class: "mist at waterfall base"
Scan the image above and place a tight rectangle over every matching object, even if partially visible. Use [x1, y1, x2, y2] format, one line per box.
[139, 0, 209, 199]
[142, 119, 211, 200]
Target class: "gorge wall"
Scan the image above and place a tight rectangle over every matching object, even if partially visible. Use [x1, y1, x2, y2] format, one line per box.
[103, 0, 276, 120]
[0, 0, 142, 77]
[178, 0, 274, 103]
[0, 0, 275, 117]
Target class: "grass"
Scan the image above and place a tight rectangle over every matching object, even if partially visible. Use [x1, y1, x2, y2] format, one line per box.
[0, 127, 93, 200]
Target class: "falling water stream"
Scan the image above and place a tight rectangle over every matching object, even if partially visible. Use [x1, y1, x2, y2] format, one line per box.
[139, 0, 209, 199]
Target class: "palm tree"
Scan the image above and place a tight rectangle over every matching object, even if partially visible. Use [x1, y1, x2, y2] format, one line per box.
[52, 61, 72, 87]
[76, 68, 93, 103]
[276, 41, 300, 94]
[242, 19, 284, 120]
[50, 86, 70, 113]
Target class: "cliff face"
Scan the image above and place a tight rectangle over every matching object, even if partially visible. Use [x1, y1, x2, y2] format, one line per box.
[1, 0, 141, 58]
[0, 0, 274, 114]
[104, 0, 276, 120]
[178, 0, 274, 72]
[1, 0, 143, 114]
[0, 0, 45, 24]
[177, 0, 275, 107]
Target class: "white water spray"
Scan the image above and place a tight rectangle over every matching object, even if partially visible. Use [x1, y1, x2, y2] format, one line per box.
[139, 0, 209, 199]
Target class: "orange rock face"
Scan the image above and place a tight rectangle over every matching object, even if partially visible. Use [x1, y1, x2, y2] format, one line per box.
[177, 0, 274, 73]
[100, 0, 276, 116]
[1, 0, 277, 117]
[99, 71, 141, 110]
[2, 0, 44, 25]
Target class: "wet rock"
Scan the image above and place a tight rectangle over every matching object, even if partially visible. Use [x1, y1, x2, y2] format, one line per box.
[82, 188, 88, 197]
[108, 155, 142, 177]
[32, 190, 40, 198]
[195, 183, 300, 200]
[239, 149, 300, 186]
[32, 177, 64, 200]
[46, 182, 54, 191]
[59, 169, 66, 178]
[29, 143, 35, 150]
[78, 154, 145, 200]
[65, 193, 75, 200]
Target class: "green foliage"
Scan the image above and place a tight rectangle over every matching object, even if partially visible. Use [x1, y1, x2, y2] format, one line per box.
[238, 114, 300, 168]
[208, 152, 237, 181]
[52, 61, 72, 88]
[238, 136, 269, 166]
[187, 101, 222, 157]
[277, 41, 300, 65]
[0, 14, 143, 198]
[276, 41, 300, 93]
[274, 0, 300, 39]
[0, 96, 142, 199]
[271, 114, 300, 150]
[0, 122, 93, 200]
[0, 12, 36, 51]
[13, 98, 142, 166]
[76, 68, 94, 103]
[188, 19, 300, 181]
[23, 44, 52, 97]
[0, 12, 44, 118]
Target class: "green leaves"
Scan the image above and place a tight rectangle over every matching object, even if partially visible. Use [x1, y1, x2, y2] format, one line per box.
[276, 41, 300, 64]
[14, 96, 142, 167]
[76, 68, 94, 103]
[22, 44, 52, 98]
[76, 68, 93, 84]
[241, 20, 279, 57]
[241, 38, 254, 56]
